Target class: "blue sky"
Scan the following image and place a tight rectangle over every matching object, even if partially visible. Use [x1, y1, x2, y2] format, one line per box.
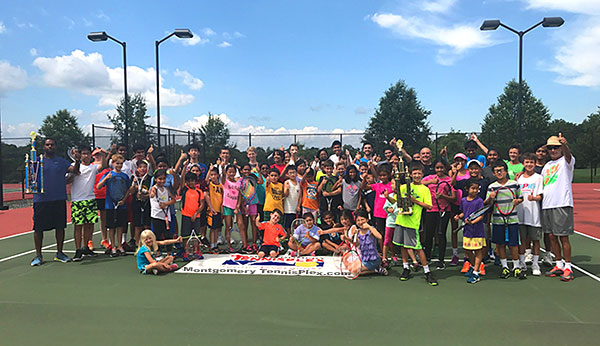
[1, 0, 599, 148]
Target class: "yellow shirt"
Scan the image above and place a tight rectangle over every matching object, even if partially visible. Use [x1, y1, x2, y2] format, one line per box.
[208, 182, 223, 214]
[264, 182, 283, 212]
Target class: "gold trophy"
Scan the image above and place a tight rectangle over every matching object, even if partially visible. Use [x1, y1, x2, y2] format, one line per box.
[392, 139, 412, 215]
[25, 131, 44, 194]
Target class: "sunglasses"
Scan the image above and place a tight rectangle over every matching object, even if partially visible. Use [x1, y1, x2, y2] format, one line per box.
[547, 146, 561, 150]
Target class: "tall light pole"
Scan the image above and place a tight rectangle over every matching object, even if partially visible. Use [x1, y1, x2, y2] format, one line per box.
[155, 29, 193, 147]
[88, 31, 129, 152]
[480, 17, 564, 137]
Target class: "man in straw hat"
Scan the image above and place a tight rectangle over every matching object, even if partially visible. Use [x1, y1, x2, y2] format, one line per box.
[541, 133, 575, 281]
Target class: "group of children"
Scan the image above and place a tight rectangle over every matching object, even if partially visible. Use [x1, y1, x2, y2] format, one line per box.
[64, 135, 575, 284]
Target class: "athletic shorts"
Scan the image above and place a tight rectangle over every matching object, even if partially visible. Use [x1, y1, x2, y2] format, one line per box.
[519, 224, 542, 241]
[491, 223, 520, 246]
[33, 200, 67, 232]
[198, 210, 207, 227]
[223, 206, 235, 216]
[319, 234, 342, 246]
[96, 198, 106, 211]
[463, 237, 486, 250]
[374, 217, 386, 235]
[362, 257, 381, 271]
[208, 212, 223, 230]
[542, 207, 574, 236]
[151, 217, 168, 240]
[71, 199, 98, 225]
[258, 245, 279, 255]
[384, 227, 394, 246]
[302, 207, 318, 221]
[392, 226, 421, 249]
[132, 200, 151, 227]
[284, 213, 297, 229]
[181, 215, 201, 238]
[240, 203, 258, 216]
[106, 208, 128, 228]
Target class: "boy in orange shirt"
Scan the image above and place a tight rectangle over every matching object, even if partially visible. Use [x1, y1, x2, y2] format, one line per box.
[255, 209, 286, 258]
[180, 172, 205, 261]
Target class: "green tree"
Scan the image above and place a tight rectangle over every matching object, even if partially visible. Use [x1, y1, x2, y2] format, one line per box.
[363, 80, 431, 155]
[574, 108, 600, 168]
[481, 80, 551, 154]
[1, 143, 29, 183]
[38, 109, 90, 159]
[433, 129, 469, 159]
[108, 93, 150, 146]
[197, 113, 231, 163]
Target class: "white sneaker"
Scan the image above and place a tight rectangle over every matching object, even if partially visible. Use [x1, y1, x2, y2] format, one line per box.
[542, 253, 553, 266]
[532, 264, 541, 276]
[525, 252, 533, 264]
[217, 234, 224, 245]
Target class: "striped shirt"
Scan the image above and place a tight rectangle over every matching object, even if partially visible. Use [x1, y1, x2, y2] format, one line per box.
[487, 180, 521, 225]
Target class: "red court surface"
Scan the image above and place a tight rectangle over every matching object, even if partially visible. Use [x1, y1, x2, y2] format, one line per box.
[0, 201, 71, 238]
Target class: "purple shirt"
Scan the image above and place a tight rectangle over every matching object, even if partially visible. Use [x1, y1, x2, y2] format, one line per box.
[459, 197, 485, 238]
[358, 230, 379, 261]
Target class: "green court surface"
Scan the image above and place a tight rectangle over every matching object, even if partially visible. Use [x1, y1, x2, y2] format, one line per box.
[1, 223, 599, 346]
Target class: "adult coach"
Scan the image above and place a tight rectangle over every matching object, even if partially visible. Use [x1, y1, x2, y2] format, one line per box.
[31, 138, 80, 266]
[542, 133, 575, 282]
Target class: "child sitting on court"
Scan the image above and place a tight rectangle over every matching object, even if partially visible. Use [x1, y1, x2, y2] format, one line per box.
[180, 172, 205, 261]
[351, 209, 388, 276]
[455, 180, 487, 283]
[255, 209, 286, 258]
[318, 210, 343, 253]
[288, 213, 321, 256]
[136, 230, 181, 275]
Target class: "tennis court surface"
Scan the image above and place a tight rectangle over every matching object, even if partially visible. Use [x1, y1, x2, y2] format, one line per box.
[1, 184, 599, 346]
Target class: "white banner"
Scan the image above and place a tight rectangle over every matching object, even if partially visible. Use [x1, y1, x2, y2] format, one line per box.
[176, 254, 348, 277]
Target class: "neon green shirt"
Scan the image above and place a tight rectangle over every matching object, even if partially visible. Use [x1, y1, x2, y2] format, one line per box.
[395, 184, 431, 230]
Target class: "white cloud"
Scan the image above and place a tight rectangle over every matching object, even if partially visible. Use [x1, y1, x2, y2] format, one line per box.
[95, 10, 110, 21]
[422, 0, 457, 13]
[0, 21, 6, 33]
[371, 13, 495, 65]
[524, 0, 600, 15]
[202, 28, 216, 36]
[33, 50, 194, 107]
[63, 16, 75, 29]
[173, 69, 204, 90]
[233, 31, 245, 38]
[82, 17, 93, 27]
[1, 121, 37, 144]
[179, 33, 210, 46]
[30, 48, 38, 56]
[0, 61, 27, 95]
[218, 41, 232, 48]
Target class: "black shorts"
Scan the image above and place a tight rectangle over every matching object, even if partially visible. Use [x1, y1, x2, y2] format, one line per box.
[257, 204, 264, 222]
[96, 198, 106, 211]
[132, 200, 151, 227]
[208, 213, 223, 230]
[106, 208, 128, 228]
[181, 215, 201, 238]
[151, 217, 168, 240]
[374, 217, 386, 234]
[259, 245, 279, 255]
[198, 210, 207, 227]
[284, 213, 297, 229]
[33, 200, 67, 232]
[319, 234, 342, 245]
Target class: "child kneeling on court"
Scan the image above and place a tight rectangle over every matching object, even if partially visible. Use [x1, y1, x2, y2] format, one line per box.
[136, 230, 182, 275]
[351, 209, 388, 276]
[255, 209, 286, 258]
[288, 212, 321, 256]
[455, 180, 487, 283]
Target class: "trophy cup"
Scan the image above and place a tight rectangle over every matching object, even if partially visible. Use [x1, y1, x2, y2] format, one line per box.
[392, 139, 413, 215]
[25, 131, 44, 194]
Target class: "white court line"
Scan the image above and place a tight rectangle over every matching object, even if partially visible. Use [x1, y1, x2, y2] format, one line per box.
[540, 248, 600, 284]
[0, 230, 100, 263]
[575, 231, 600, 242]
[0, 221, 73, 241]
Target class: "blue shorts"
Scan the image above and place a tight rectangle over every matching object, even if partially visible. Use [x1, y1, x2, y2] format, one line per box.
[362, 257, 381, 271]
[491, 224, 520, 246]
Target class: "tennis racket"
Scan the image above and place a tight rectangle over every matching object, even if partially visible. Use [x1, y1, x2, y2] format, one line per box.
[67, 147, 78, 162]
[186, 229, 202, 260]
[229, 221, 243, 253]
[434, 181, 452, 219]
[334, 240, 362, 279]
[240, 175, 258, 215]
[290, 218, 308, 257]
[290, 234, 304, 257]
[290, 218, 305, 234]
[495, 186, 516, 244]
[132, 173, 149, 212]
[109, 173, 129, 225]
[154, 187, 171, 231]
[452, 204, 492, 233]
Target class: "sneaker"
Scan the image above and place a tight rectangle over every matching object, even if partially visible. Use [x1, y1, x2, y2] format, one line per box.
[169, 264, 179, 272]
[479, 262, 486, 276]
[289, 250, 297, 257]
[513, 267, 527, 280]
[464, 266, 474, 277]
[217, 234, 224, 245]
[531, 264, 542, 276]
[54, 252, 71, 263]
[467, 272, 480, 284]
[560, 268, 574, 282]
[545, 266, 563, 277]
[100, 239, 110, 249]
[182, 253, 191, 262]
[460, 261, 471, 273]
[82, 247, 97, 257]
[200, 236, 210, 247]
[310, 251, 316, 257]
[542, 253, 553, 266]
[122, 242, 134, 253]
[110, 250, 119, 258]
[400, 268, 411, 281]
[73, 249, 84, 262]
[104, 245, 113, 255]
[30, 255, 43, 266]
[127, 238, 137, 249]
[117, 248, 127, 257]
[424, 272, 438, 286]
[525, 252, 533, 264]
[151, 269, 159, 275]
[88, 240, 94, 251]
[411, 262, 420, 272]
[377, 267, 389, 276]
[494, 256, 501, 266]
[436, 261, 446, 271]
[499, 267, 511, 279]
[449, 255, 459, 266]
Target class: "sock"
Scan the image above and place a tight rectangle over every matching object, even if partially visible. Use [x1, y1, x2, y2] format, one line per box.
[423, 265, 430, 273]
[518, 255, 526, 267]
[533, 255, 539, 266]
[500, 258, 508, 268]
[403, 262, 410, 269]
[556, 260, 565, 269]
[513, 260, 520, 269]
[564, 262, 572, 271]
[525, 248, 532, 255]
[452, 248, 458, 256]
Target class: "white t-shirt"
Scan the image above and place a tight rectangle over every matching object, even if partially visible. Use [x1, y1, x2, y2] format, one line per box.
[71, 163, 99, 202]
[283, 180, 301, 214]
[541, 155, 575, 209]
[329, 154, 340, 164]
[517, 173, 543, 227]
[150, 186, 171, 221]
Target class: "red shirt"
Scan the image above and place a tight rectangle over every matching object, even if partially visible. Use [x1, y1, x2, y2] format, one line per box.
[258, 222, 286, 246]
[94, 168, 110, 199]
